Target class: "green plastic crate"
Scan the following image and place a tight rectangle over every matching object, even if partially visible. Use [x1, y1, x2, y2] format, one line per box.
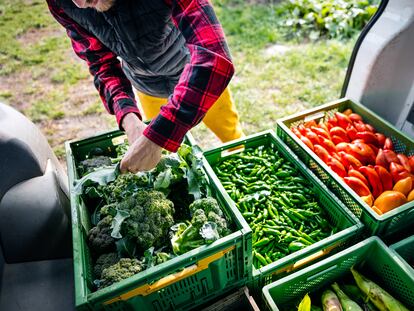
[202, 130, 363, 299]
[390, 235, 414, 275]
[262, 236, 414, 311]
[277, 98, 414, 237]
[65, 129, 252, 311]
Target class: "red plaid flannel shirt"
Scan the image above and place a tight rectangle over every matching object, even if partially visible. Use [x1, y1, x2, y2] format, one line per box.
[47, 0, 234, 152]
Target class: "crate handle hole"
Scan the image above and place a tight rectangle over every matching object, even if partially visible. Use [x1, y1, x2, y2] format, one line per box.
[304, 112, 325, 122]
[221, 145, 245, 157]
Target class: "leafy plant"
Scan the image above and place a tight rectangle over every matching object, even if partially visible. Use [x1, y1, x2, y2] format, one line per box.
[276, 0, 379, 40]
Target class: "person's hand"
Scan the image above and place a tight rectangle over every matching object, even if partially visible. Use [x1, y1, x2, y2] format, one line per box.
[120, 135, 163, 173]
[122, 113, 146, 144]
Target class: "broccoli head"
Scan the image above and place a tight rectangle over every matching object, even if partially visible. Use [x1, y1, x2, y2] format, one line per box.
[87, 216, 116, 254]
[99, 258, 143, 288]
[189, 197, 222, 216]
[101, 173, 150, 203]
[113, 190, 175, 250]
[93, 252, 120, 279]
[189, 197, 231, 236]
[206, 211, 231, 237]
[171, 205, 221, 255]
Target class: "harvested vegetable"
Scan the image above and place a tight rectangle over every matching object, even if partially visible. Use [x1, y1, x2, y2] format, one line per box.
[321, 290, 342, 311]
[393, 177, 412, 196]
[407, 189, 414, 202]
[290, 108, 414, 214]
[341, 284, 377, 311]
[75, 143, 233, 290]
[298, 294, 311, 311]
[213, 145, 336, 269]
[373, 191, 407, 214]
[351, 268, 409, 311]
[331, 282, 362, 311]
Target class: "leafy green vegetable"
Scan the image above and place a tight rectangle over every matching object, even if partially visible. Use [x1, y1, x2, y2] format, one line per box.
[87, 216, 116, 254]
[77, 142, 232, 292]
[110, 209, 130, 239]
[171, 197, 230, 255]
[115, 237, 137, 258]
[99, 258, 144, 289]
[73, 164, 120, 195]
[179, 145, 206, 200]
[276, 0, 379, 41]
[99, 190, 175, 250]
[93, 253, 120, 279]
[78, 155, 112, 177]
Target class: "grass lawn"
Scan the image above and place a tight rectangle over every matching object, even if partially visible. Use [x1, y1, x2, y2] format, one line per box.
[0, 0, 356, 160]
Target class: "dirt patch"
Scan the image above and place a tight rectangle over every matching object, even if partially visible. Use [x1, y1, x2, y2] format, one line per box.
[0, 71, 34, 112]
[40, 114, 114, 145]
[16, 26, 63, 45]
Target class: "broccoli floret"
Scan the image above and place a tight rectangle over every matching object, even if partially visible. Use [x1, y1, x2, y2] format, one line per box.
[110, 190, 175, 250]
[171, 197, 232, 255]
[93, 253, 120, 279]
[87, 216, 116, 254]
[206, 211, 231, 236]
[191, 209, 208, 227]
[189, 197, 231, 236]
[99, 258, 143, 288]
[189, 197, 223, 216]
[115, 142, 129, 158]
[102, 173, 150, 203]
[78, 156, 112, 176]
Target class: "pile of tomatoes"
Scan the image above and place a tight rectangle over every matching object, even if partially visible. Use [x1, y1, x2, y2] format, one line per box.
[291, 109, 414, 215]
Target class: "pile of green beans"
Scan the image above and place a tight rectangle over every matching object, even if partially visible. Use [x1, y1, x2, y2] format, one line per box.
[214, 145, 336, 269]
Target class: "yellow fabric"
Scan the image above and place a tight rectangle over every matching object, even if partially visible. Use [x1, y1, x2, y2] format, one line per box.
[137, 87, 243, 143]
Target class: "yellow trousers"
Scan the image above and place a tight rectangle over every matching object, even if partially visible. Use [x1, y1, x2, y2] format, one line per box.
[137, 87, 243, 143]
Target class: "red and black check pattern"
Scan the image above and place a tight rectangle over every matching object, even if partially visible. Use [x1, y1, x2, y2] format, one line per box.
[47, 0, 234, 152]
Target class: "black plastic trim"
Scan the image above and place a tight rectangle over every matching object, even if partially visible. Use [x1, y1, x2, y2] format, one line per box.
[341, 0, 390, 97]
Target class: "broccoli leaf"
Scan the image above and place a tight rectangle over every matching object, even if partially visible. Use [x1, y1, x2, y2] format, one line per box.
[111, 209, 130, 239]
[186, 153, 205, 200]
[84, 186, 103, 200]
[143, 247, 156, 269]
[115, 237, 136, 258]
[177, 144, 192, 160]
[73, 164, 120, 195]
[154, 167, 173, 190]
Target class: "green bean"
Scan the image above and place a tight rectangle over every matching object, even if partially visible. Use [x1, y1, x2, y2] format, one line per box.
[213, 145, 337, 269]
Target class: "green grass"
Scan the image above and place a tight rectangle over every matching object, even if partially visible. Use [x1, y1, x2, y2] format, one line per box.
[191, 0, 355, 145]
[0, 0, 358, 154]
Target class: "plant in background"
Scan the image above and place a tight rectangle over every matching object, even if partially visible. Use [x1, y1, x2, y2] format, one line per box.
[276, 0, 379, 40]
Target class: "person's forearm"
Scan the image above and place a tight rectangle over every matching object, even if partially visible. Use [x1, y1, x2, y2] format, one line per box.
[122, 113, 147, 144]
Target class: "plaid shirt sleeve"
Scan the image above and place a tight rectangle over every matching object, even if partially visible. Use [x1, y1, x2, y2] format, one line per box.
[143, 0, 235, 152]
[46, 0, 141, 129]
